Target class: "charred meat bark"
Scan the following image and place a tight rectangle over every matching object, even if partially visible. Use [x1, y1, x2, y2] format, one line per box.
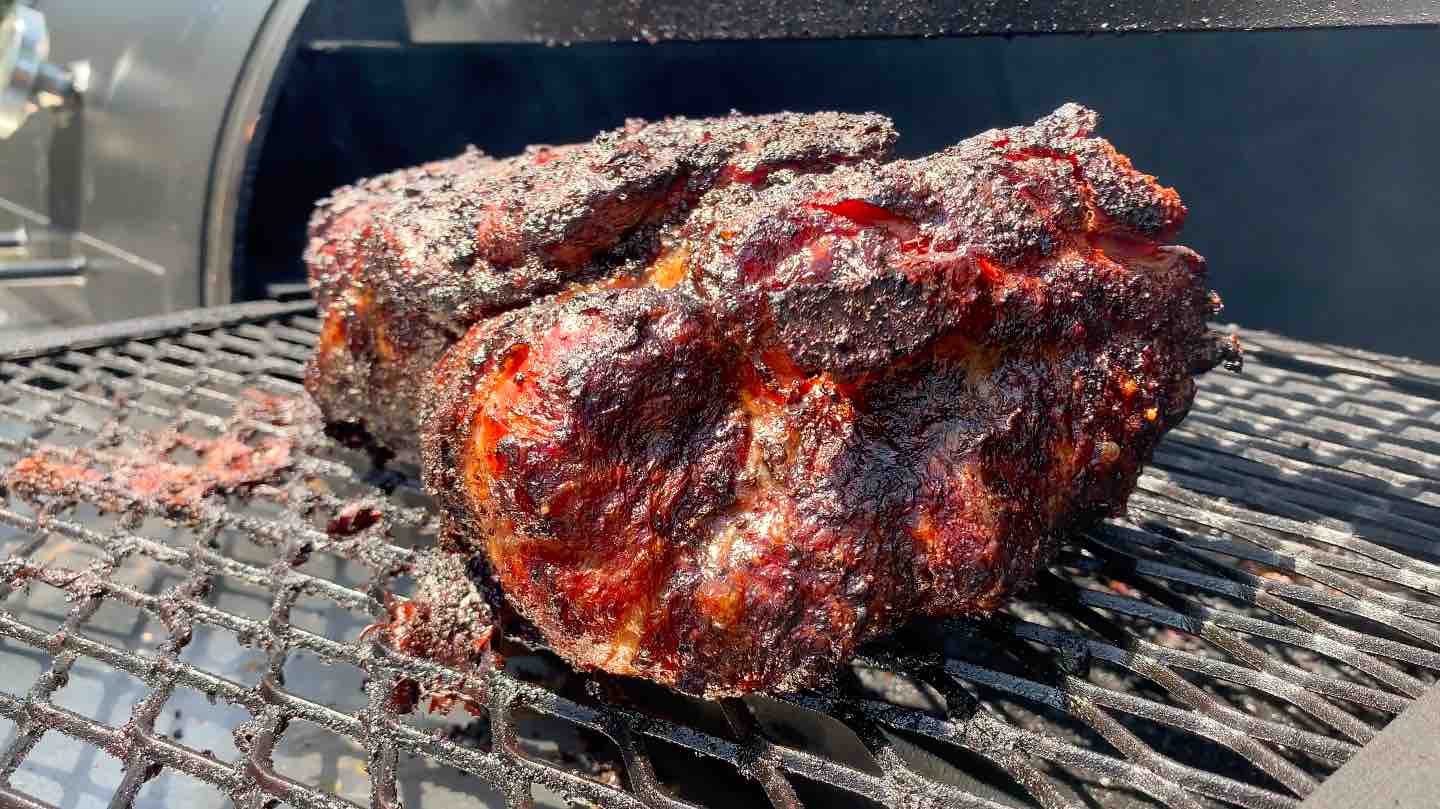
[305, 112, 897, 461]
[418, 104, 1235, 696]
[304, 149, 503, 461]
[5, 390, 309, 519]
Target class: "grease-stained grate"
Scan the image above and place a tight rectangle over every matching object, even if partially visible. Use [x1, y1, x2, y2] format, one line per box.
[0, 300, 1437, 809]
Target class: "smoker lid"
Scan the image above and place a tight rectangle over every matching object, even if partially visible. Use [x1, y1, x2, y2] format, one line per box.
[401, 0, 1440, 44]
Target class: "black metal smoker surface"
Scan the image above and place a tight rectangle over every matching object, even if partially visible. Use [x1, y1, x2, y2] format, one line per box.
[0, 300, 1437, 809]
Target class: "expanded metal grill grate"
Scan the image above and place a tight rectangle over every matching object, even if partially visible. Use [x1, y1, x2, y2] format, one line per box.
[0, 300, 1438, 809]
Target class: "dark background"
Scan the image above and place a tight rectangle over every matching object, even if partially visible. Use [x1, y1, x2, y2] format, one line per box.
[244, 27, 1440, 360]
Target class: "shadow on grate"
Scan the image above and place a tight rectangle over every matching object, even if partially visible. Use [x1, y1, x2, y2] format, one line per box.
[0, 302, 1435, 809]
[11, 731, 127, 809]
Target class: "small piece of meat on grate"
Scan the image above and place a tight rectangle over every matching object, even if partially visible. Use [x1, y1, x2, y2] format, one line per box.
[304, 112, 897, 461]
[361, 552, 496, 715]
[418, 104, 1235, 696]
[4, 390, 309, 518]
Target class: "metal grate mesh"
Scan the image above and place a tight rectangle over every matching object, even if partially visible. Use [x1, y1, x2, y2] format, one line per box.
[0, 302, 1437, 809]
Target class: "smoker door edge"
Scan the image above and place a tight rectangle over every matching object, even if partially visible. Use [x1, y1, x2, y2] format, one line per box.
[202, 0, 310, 308]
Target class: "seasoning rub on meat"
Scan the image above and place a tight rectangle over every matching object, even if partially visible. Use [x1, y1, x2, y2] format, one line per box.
[306, 105, 1236, 696]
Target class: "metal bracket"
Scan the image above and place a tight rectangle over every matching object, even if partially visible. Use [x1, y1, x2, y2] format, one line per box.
[0, 254, 84, 280]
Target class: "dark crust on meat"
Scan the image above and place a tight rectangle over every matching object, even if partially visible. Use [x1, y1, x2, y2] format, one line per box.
[419, 104, 1230, 697]
[304, 149, 502, 460]
[305, 112, 896, 461]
